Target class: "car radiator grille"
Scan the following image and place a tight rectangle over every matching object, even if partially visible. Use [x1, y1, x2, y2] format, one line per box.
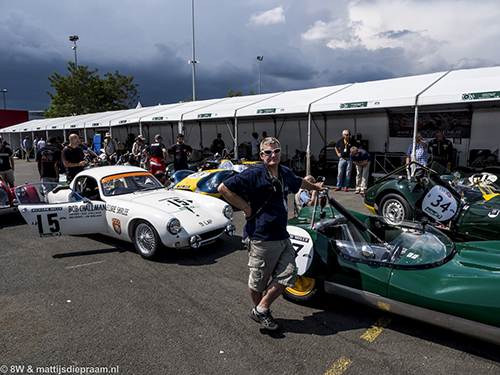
[200, 228, 225, 241]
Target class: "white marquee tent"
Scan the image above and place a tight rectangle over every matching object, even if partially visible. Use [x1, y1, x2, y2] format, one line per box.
[2, 66, 500, 171]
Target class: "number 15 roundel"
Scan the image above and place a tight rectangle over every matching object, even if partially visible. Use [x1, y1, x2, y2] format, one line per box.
[422, 185, 458, 222]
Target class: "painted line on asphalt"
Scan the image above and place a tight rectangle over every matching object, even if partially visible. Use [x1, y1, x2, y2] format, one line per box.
[323, 315, 392, 374]
[360, 315, 392, 342]
[323, 356, 353, 375]
[65, 261, 106, 269]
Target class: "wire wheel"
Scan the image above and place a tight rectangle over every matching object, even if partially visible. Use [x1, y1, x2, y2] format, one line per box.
[379, 194, 411, 225]
[133, 220, 162, 259]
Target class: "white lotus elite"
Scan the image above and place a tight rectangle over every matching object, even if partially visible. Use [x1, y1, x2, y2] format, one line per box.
[14, 166, 235, 259]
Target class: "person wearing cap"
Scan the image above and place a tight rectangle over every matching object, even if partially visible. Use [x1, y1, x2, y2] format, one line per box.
[103, 132, 118, 164]
[37, 137, 61, 188]
[146, 134, 168, 174]
[168, 134, 193, 171]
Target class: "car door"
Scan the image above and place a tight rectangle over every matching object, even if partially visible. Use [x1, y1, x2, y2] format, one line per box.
[15, 182, 107, 238]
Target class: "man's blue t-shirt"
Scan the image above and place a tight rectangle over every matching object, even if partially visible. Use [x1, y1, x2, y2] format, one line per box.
[223, 163, 302, 241]
[351, 148, 371, 162]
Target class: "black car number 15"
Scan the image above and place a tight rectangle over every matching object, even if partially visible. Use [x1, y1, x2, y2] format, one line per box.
[37, 213, 60, 234]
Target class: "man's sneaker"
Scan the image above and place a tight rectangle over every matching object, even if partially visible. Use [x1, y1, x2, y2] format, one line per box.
[334, 187, 341, 191]
[249, 308, 279, 330]
[344, 188, 348, 192]
[355, 190, 360, 194]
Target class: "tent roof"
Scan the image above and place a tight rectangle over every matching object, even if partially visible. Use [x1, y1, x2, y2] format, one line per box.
[181, 93, 283, 121]
[418, 66, 500, 106]
[2, 66, 500, 135]
[310, 72, 448, 113]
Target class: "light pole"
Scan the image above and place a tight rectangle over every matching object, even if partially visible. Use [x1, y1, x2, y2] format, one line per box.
[188, 0, 199, 101]
[69, 35, 79, 66]
[1, 89, 7, 110]
[257, 56, 264, 94]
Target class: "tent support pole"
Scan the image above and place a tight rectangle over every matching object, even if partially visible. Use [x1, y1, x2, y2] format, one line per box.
[306, 111, 312, 175]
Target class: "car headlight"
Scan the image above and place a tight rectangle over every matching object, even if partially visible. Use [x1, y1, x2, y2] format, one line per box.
[223, 205, 233, 220]
[167, 218, 182, 234]
[207, 177, 220, 191]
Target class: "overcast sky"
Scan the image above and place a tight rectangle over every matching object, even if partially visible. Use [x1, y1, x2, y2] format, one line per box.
[2, 0, 500, 112]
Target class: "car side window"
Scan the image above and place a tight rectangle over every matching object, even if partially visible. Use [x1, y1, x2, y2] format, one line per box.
[74, 177, 101, 201]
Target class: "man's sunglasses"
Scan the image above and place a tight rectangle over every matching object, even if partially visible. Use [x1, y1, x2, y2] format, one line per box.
[261, 148, 281, 156]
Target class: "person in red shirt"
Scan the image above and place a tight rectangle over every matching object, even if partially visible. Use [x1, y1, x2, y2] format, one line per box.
[146, 134, 168, 174]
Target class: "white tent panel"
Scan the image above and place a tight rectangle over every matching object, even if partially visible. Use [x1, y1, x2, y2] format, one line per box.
[182, 93, 281, 121]
[140, 98, 230, 124]
[418, 66, 500, 106]
[236, 86, 351, 118]
[109, 104, 184, 126]
[311, 72, 448, 113]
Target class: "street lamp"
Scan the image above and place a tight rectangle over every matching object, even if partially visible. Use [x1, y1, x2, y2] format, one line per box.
[188, 0, 199, 101]
[257, 56, 264, 94]
[1, 89, 7, 110]
[69, 35, 79, 66]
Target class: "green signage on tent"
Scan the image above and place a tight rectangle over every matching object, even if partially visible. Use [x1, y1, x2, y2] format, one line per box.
[119, 120, 127, 124]
[51, 126, 57, 129]
[152, 117, 164, 121]
[462, 91, 500, 101]
[70, 125, 76, 128]
[340, 102, 368, 109]
[257, 108, 276, 114]
[198, 113, 212, 118]
[92, 123, 99, 127]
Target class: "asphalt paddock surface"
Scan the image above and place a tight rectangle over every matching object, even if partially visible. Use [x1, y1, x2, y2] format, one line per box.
[1, 161, 500, 374]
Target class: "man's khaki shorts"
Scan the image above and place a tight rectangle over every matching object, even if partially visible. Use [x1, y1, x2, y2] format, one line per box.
[245, 237, 297, 293]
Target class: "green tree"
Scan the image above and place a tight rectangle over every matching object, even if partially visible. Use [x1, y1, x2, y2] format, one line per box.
[227, 89, 243, 97]
[44, 62, 139, 118]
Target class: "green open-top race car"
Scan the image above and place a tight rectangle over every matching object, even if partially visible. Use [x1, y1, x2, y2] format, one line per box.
[363, 161, 500, 241]
[285, 189, 500, 344]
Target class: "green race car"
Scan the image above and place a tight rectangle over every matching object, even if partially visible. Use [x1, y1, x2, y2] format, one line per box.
[285, 191, 500, 344]
[363, 161, 500, 241]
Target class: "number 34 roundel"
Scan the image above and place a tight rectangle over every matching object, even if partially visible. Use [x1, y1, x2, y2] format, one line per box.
[422, 185, 458, 222]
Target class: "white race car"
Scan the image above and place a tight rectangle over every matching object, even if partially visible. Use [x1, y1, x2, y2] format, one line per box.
[14, 166, 235, 259]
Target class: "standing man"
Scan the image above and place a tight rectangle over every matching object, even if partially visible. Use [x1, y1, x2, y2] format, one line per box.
[147, 134, 168, 174]
[132, 135, 148, 169]
[0, 139, 15, 188]
[335, 130, 359, 192]
[168, 133, 193, 172]
[218, 137, 324, 330]
[428, 130, 453, 169]
[103, 132, 118, 164]
[37, 137, 61, 188]
[62, 134, 86, 184]
[33, 136, 40, 162]
[23, 136, 32, 162]
[406, 132, 428, 178]
[350, 146, 371, 196]
[251, 132, 260, 160]
[210, 133, 225, 155]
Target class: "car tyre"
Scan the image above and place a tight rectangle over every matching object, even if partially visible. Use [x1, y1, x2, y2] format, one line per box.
[133, 220, 163, 259]
[283, 276, 322, 303]
[379, 193, 411, 225]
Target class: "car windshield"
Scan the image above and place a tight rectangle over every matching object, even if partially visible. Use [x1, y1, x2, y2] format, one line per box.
[451, 177, 500, 201]
[14, 183, 84, 204]
[315, 216, 455, 269]
[101, 172, 163, 196]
